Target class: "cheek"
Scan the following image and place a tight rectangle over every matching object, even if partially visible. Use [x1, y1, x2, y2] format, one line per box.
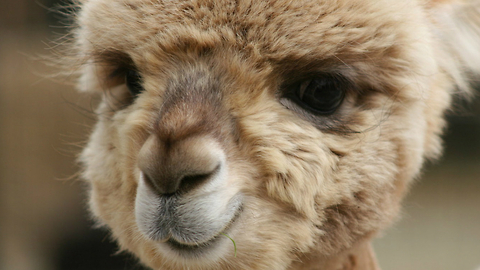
[81, 116, 140, 226]
[239, 106, 340, 219]
[331, 105, 426, 194]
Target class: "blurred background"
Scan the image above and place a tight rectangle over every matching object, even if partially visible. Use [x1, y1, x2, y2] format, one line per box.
[0, 1, 478, 270]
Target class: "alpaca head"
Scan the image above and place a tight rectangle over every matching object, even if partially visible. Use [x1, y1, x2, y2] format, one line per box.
[72, 0, 479, 269]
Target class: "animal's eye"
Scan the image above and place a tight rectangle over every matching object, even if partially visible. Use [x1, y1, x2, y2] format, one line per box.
[286, 76, 346, 115]
[125, 69, 144, 97]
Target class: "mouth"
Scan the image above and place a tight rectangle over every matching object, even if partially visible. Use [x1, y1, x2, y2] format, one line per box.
[163, 204, 243, 255]
[166, 237, 219, 253]
[135, 172, 244, 256]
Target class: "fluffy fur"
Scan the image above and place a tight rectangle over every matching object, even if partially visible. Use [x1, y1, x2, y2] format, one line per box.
[67, 0, 480, 269]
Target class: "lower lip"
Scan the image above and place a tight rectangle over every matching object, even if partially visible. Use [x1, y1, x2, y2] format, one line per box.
[165, 236, 219, 254]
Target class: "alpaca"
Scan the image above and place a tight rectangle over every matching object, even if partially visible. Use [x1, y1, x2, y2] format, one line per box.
[69, 0, 480, 269]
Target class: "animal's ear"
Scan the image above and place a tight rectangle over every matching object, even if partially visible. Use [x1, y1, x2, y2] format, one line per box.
[427, 0, 480, 91]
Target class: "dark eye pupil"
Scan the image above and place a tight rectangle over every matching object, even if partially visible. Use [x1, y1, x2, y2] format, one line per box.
[125, 69, 143, 97]
[294, 77, 345, 115]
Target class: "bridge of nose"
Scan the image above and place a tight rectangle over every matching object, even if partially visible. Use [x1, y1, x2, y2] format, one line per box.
[136, 68, 233, 195]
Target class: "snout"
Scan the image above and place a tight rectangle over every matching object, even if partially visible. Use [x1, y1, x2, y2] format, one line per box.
[132, 70, 243, 253]
[134, 134, 242, 250]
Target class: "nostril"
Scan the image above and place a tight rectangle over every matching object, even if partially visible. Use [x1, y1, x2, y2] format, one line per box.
[141, 164, 221, 196]
[141, 171, 176, 196]
[178, 164, 221, 194]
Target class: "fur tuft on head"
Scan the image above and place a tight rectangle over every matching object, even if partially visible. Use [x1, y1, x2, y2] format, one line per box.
[430, 1, 480, 96]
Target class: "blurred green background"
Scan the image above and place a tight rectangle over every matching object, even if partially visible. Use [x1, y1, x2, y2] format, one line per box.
[0, 1, 478, 270]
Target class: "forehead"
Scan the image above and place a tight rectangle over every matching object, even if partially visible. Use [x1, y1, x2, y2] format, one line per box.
[78, 0, 424, 65]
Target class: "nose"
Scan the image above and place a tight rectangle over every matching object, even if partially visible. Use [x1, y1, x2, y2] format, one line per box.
[137, 135, 224, 195]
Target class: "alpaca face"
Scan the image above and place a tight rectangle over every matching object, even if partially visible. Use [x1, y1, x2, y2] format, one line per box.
[75, 0, 473, 269]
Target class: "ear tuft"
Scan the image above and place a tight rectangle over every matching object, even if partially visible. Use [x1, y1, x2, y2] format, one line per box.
[430, 1, 480, 96]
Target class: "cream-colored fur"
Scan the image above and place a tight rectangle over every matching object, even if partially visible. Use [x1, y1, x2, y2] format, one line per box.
[67, 0, 480, 269]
